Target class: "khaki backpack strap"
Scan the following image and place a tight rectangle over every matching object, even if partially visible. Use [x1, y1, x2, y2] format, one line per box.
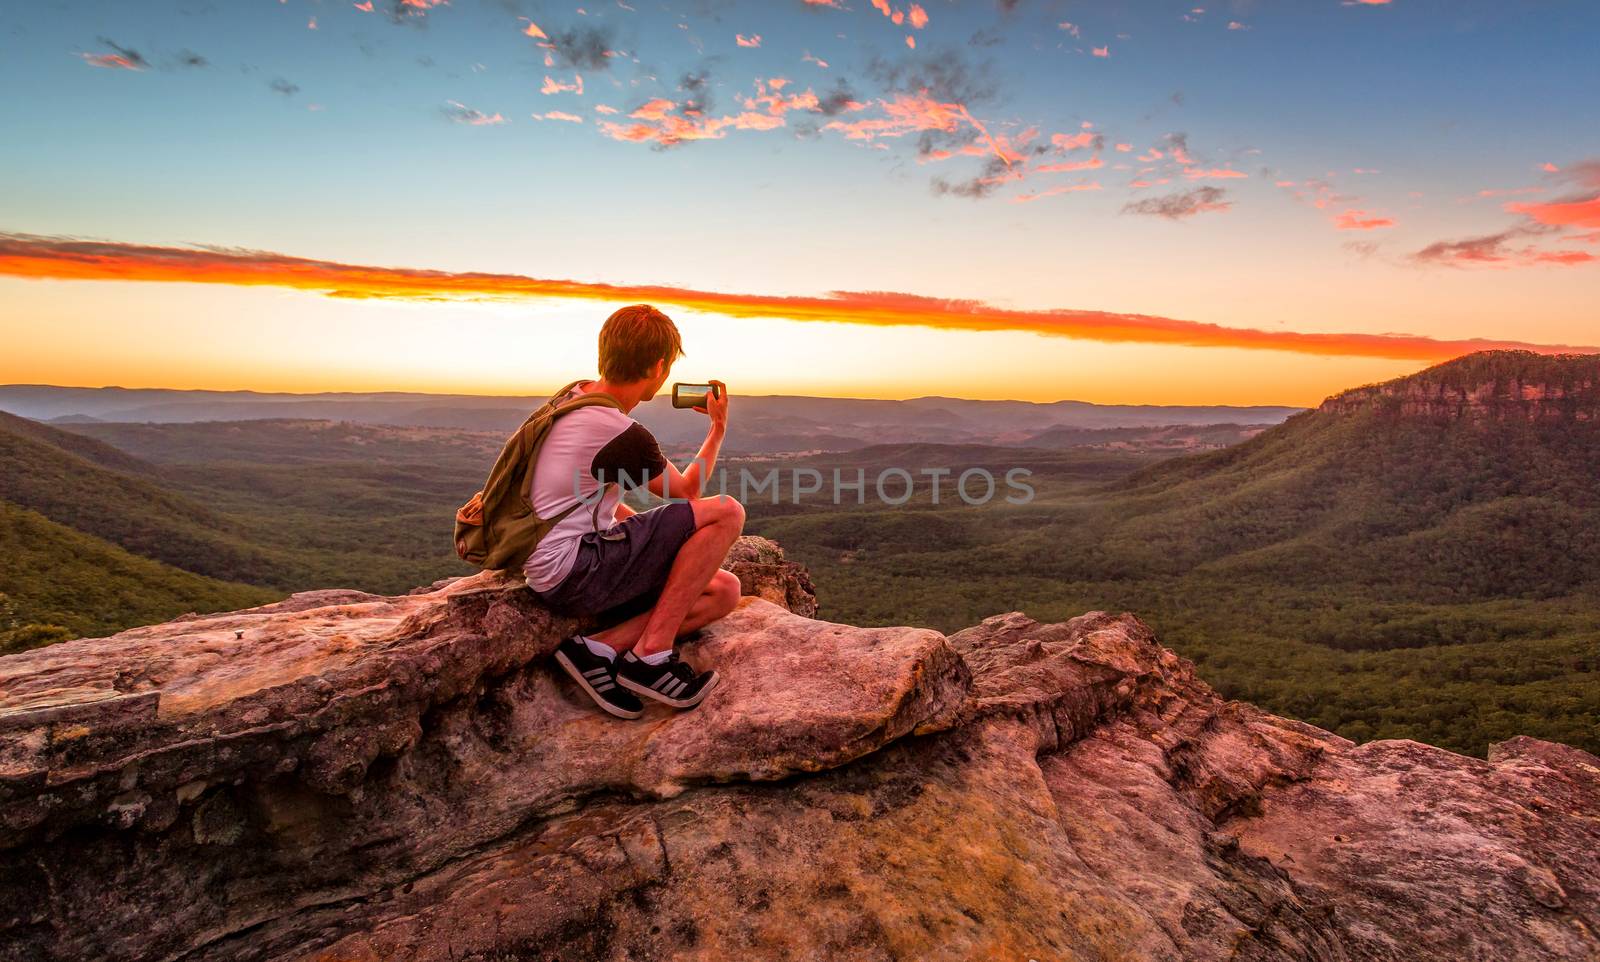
[523, 391, 628, 529]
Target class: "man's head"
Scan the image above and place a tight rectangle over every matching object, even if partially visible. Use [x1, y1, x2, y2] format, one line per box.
[598, 304, 683, 398]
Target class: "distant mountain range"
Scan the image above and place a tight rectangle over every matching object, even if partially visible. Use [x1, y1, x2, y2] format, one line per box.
[0, 384, 1302, 454]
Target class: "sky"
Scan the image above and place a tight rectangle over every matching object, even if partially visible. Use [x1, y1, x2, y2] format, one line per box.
[1, 0, 1597, 406]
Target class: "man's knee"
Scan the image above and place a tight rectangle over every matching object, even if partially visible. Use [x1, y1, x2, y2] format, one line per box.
[693, 495, 745, 532]
[709, 568, 741, 611]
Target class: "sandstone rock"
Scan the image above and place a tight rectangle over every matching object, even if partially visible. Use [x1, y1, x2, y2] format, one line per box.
[1, 546, 1596, 962]
[722, 534, 818, 617]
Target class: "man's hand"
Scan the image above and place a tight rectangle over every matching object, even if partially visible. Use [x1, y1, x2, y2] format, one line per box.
[695, 379, 729, 437]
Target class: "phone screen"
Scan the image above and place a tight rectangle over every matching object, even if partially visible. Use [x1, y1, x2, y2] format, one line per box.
[674, 383, 714, 408]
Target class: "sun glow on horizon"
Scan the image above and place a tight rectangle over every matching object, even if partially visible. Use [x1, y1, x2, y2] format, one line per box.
[2, 277, 1426, 407]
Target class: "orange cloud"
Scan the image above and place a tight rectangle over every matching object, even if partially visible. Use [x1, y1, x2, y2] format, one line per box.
[1333, 209, 1396, 230]
[4, 233, 1592, 362]
[909, 4, 929, 29]
[1507, 196, 1600, 229]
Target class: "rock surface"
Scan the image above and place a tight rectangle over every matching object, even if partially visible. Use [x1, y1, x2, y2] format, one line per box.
[1, 538, 1597, 962]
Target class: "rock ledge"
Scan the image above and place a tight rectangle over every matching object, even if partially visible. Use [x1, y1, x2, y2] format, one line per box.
[1, 537, 1596, 962]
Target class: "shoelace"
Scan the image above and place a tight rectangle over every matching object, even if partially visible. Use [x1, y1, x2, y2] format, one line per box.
[657, 652, 697, 684]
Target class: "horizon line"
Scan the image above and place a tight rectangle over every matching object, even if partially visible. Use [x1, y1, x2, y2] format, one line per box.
[0, 381, 1311, 410]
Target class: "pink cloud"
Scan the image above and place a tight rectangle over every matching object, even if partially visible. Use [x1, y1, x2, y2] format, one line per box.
[535, 111, 584, 123]
[1036, 156, 1104, 174]
[79, 52, 144, 70]
[1012, 182, 1103, 204]
[1052, 132, 1097, 151]
[444, 101, 506, 126]
[1183, 167, 1247, 180]
[1092, 46, 1110, 58]
[541, 74, 583, 95]
[1507, 196, 1600, 230]
[909, 4, 929, 29]
[736, 33, 761, 47]
[1333, 209, 1396, 230]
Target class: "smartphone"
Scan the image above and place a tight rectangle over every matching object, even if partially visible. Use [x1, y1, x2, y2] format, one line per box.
[671, 382, 722, 409]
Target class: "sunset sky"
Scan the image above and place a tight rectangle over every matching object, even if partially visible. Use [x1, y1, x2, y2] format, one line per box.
[2, 0, 1597, 406]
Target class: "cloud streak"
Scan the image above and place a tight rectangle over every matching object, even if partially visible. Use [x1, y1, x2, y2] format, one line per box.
[1, 233, 1592, 361]
[1122, 186, 1232, 219]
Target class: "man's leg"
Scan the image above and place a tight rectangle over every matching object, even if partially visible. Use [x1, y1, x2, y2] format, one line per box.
[588, 568, 740, 653]
[621, 495, 744, 656]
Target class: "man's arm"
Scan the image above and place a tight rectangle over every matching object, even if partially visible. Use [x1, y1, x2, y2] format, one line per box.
[647, 380, 728, 501]
[613, 500, 637, 520]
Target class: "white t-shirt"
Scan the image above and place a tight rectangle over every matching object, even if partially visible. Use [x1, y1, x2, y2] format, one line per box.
[522, 381, 669, 591]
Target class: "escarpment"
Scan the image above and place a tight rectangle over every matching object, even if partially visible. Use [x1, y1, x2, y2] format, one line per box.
[1318, 349, 1600, 421]
[1, 536, 1596, 962]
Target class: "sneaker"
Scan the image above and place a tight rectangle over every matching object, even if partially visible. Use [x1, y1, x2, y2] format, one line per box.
[615, 650, 719, 709]
[552, 636, 643, 719]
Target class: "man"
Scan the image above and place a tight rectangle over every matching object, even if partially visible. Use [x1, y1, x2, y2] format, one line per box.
[525, 304, 745, 719]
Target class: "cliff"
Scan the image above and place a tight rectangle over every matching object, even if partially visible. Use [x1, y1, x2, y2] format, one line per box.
[1, 537, 1597, 962]
[1319, 350, 1600, 421]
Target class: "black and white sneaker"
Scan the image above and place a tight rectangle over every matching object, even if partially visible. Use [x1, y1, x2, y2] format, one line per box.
[553, 636, 643, 719]
[615, 650, 719, 709]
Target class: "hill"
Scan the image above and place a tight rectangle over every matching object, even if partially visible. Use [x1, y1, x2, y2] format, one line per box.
[0, 415, 483, 645]
[1114, 350, 1600, 600]
[0, 501, 275, 650]
[0, 411, 312, 586]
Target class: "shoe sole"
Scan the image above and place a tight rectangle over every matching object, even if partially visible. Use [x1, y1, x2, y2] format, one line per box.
[554, 650, 643, 719]
[617, 670, 719, 709]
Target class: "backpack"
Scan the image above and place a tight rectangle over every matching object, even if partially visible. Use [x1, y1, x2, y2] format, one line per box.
[453, 380, 624, 572]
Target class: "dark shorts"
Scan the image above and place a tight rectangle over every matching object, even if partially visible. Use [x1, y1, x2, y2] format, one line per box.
[530, 501, 698, 629]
